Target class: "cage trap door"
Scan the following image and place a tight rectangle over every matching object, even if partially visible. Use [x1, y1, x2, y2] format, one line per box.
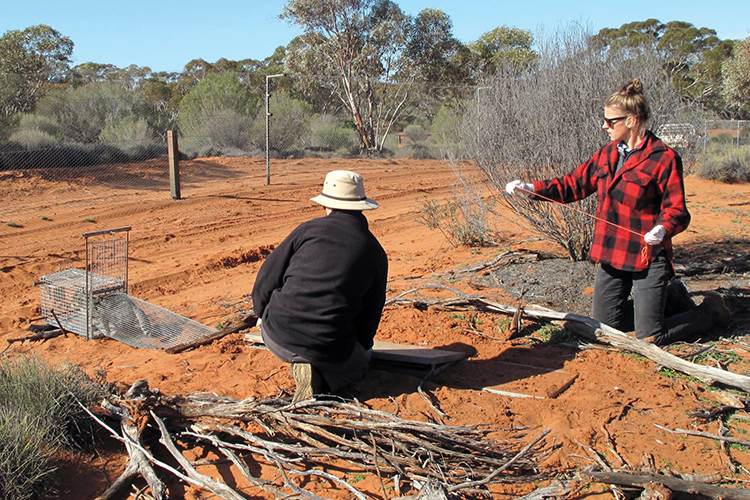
[84, 226, 131, 340]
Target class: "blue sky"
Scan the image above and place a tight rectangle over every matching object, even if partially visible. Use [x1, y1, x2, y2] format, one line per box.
[3, 1, 749, 73]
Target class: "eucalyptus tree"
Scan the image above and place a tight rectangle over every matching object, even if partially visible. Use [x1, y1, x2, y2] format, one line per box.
[0, 25, 73, 116]
[466, 26, 538, 76]
[281, 0, 418, 153]
[593, 19, 734, 114]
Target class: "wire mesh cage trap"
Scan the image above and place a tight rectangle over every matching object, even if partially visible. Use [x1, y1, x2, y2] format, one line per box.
[39, 227, 131, 340]
[39, 226, 216, 349]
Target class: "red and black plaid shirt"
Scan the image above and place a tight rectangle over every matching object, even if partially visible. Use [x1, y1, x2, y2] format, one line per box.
[532, 131, 690, 272]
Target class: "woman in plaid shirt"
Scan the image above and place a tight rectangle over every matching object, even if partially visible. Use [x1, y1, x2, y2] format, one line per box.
[507, 79, 729, 344]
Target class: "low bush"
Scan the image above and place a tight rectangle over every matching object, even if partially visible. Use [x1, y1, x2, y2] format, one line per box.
[695, 144, 750, 183]
[0, 357, 103, 499]
[415, 196, 491, 247]
[0, 409, 53, 500]
[395, 142, 440, 160]
[306, 115, 359, 154]
[403, 123, 428, 142]
[8, 129, 58, 149]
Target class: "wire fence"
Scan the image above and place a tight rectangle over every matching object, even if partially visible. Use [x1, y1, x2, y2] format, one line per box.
[705, 119, 750, 148]
[0, 74, 471, 231]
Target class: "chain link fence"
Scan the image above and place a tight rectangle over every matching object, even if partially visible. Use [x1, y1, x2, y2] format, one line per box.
[0, 74, 472, 231]
[705, 119, 750, 148]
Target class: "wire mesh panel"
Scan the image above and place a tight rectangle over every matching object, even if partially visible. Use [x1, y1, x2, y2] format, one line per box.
[91, 293, 216, 350]
[39, 268, 124, 337]
[87, 235, 128, 287]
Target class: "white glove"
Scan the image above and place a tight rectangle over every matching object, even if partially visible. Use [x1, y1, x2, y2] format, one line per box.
[505, 180, 535, 195]
[644, 225, 666, 245]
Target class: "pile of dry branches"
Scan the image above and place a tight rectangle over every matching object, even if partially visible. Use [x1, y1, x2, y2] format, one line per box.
[95, 383, 553, 500]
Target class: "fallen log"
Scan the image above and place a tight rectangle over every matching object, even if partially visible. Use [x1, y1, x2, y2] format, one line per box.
[583, 470, 750, 500]
[386, 285, 750, 394]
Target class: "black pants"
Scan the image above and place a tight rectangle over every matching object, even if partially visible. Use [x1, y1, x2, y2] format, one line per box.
[592, 256, 713, 344]
[261, 324, 370, 393]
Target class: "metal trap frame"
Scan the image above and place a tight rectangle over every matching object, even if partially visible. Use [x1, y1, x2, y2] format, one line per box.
[39, 227, 130, 340]
[39, 226, 217, 350]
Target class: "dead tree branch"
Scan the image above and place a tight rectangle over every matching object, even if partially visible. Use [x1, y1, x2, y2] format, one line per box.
[151, 410, 248, 500]
[97, 400, 166, 500]
[583, 470, 750, 500]
[654, 424, 750, 448]
[84, 385, 553, 498]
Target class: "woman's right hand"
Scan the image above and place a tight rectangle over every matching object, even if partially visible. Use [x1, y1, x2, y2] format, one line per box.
[505, 180, 535, 195]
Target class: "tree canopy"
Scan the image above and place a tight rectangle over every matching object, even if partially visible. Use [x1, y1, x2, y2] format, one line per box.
[0, 25, 73, 116]
[593, 19, 734, 114]
[282, 0, 417, 152]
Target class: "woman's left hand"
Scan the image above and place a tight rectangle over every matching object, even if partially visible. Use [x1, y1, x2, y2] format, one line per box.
[644, 225, 666, 245]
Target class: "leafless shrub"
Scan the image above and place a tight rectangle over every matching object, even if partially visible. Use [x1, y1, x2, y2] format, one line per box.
[416, 196, 491, 247]
[455, 24, 695, 260]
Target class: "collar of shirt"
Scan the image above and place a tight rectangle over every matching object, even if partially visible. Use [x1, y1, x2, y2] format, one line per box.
[618, 136, 647, 157]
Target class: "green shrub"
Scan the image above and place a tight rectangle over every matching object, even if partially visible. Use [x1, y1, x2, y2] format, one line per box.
[99, 117, 159, 149]
[395, 142, 439, 159]
[0, 357, 103, 499]
[695, 144, 750, 183]
[431, 103, 463, 147]
[403, 123, 428, 142]
[0, 358, 102, 446]
[0, 408, 54, 500]
[306, 114, 359, 155]
[36, 82, 163, 144]
[17, 114, 61, 139]
[178, 72, 259, 151]
[8, 129, 58, 149]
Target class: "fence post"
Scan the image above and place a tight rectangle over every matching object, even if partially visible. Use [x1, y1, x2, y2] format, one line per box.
[265, 73, 285, 186]
[167, 130, 181, 200]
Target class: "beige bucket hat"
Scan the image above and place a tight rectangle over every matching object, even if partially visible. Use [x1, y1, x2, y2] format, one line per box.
[311, 170, 379, 210]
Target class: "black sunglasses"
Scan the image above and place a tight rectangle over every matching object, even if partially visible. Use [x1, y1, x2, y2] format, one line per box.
[603, 115, 628, 128]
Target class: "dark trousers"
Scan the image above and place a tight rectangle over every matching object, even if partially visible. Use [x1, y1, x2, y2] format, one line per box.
[261, 324, 370, 393]
[592, 256, 713, 343]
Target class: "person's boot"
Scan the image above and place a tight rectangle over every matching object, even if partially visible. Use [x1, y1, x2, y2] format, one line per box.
[290, 363, 315, 403]
[699, 292, 731, 325]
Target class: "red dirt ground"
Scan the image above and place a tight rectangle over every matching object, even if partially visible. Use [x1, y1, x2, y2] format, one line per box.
[1, 158, 750, 499]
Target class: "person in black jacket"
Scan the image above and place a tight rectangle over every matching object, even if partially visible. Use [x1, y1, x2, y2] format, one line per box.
[252, 170, 388, 403]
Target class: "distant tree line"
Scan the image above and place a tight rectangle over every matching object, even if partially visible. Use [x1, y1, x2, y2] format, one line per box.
[0, 0, 749, 161]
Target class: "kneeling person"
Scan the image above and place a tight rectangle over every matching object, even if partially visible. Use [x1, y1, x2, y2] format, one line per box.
[252, 170, 388, 403]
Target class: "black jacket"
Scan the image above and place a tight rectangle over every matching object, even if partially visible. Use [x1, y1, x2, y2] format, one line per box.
[252, 210, 388, 364]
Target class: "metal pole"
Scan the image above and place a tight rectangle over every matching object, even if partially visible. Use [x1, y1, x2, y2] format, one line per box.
[265, 73, 285, 186]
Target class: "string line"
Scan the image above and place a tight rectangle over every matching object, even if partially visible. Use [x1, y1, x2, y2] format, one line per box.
[516, 186, 646, 238]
